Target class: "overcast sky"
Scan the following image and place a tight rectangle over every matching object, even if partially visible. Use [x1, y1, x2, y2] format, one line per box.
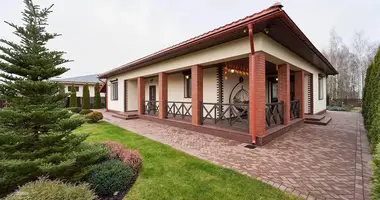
[1, 0, 379, 78]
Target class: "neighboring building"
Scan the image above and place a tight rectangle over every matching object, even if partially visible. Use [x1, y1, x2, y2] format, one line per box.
[98, 3, 338, 145]
[53, 74, 106, 108]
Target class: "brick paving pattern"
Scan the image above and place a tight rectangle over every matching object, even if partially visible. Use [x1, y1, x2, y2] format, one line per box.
[101, 110, 371, 200]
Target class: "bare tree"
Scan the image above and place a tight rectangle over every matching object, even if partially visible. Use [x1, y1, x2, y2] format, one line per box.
[324, 29, 378, 105]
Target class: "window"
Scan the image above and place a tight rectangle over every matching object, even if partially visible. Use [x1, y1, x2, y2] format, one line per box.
[318, 76, 324, 100]
[184, 74, 191, 98]
[68, 86, 79, 92]
[111, 81, 118, 100]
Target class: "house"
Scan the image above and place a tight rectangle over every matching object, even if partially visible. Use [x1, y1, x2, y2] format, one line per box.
[53, 74, 106, 108]
[98, 3, 338, 146]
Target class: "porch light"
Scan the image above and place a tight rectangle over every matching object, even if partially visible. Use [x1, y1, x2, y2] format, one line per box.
[264, 28, 269, 34]
[276, 78, 278, 81]
[185, 75, 190, 79]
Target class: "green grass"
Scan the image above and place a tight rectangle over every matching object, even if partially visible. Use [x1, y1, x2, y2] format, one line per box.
[75, 121, 299, 200]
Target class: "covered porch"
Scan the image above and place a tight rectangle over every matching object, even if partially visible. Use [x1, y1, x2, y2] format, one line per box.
[127, 52, 308, 145]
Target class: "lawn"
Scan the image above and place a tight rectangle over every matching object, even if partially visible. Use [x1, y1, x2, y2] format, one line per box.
[75, 121, 299, 200]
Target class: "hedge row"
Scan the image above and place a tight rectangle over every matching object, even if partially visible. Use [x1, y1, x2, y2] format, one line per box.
[362, 47, 380, 149]
[362, 47, 380, 199]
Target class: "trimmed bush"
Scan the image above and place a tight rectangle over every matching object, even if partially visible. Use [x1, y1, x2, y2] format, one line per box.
[86, 111, 103, 123]
[327, 106, 349, 112]
[94, 83, 101, 109]
[69, 83, 77, 108]
[372, 143, 380, 199]
[68, 107, 82, 113]
[86, 159, 133, 196]
[363, 47, 380, 149]
[82, 83, 90, 109]
[4, 178, 96, 200]
[104, 141, 143, 176]
[80, 109, 93, 115]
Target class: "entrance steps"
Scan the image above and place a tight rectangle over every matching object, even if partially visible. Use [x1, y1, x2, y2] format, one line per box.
[111, 112, 139, 120]
[304, 114, 332, 126]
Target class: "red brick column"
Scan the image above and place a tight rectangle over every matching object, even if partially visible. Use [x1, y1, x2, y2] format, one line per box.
[158, 72, 168, 119]
[294, 70, 305, 119]
[249, 52, 266, 144]
[191, 65, 203, 125]
[278, 64, 290, 125]
[137, 77, 145, 116]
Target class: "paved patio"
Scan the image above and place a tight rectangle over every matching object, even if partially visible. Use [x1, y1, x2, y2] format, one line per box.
[101, 110, 371, 200]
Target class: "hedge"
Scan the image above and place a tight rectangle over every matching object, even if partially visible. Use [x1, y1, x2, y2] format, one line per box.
[362, 46, 380, 199]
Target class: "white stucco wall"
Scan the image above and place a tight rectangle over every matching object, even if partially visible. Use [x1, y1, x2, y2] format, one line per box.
[254, 33, 327, 113]
[107, 78, 124, 111]
[127, 79, 138, 111]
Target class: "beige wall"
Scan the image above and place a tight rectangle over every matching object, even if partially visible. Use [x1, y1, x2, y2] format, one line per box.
[107, 32, 327, 114]
[127, 79, 138, 111]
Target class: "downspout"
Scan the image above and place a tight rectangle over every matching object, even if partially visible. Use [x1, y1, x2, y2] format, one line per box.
[248, 23, 256, 144]
[105, 78, 108, 111]
[248, 23, 255, 54]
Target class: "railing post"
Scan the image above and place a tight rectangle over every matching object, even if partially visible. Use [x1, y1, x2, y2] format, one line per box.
[199, 101, 203, 125]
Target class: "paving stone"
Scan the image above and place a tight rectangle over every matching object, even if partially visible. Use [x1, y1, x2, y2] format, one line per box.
[101, 110, 371, 200]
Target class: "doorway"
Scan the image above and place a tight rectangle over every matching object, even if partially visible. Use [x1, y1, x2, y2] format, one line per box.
[149, 85, 156, 101]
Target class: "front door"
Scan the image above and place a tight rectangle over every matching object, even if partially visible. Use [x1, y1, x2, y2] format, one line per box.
[149, 85, 156, 101]
[148, 85, 156, 114]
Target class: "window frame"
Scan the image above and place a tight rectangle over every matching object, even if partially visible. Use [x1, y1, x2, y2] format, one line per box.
[183, 73, 192, 98]
[318, 76, 324, 100]
[111, 80, 118, 100]
[68, 86, 79, 92]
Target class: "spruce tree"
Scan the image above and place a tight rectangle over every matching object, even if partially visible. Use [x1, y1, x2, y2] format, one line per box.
[0, 0, 107, 195]
[69, 82, 77, 107]
[94, 82, 101, 109]
[82, 83, 90, 109]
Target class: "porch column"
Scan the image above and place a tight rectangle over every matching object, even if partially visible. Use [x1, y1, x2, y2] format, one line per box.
[158, 72, 168, 119]
[249, 52, 266, 144]
[278, 63, 290, 125]
[294, 70, 305, 119]
[137, 77, 145, 116]
[191, 65, 203, 125]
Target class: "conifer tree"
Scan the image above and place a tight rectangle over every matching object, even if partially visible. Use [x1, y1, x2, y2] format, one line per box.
[0, 0, 107, 195]
[69, 83, 77, 107]
[82, 83, 90, 109]
[94, 82, 101, 109]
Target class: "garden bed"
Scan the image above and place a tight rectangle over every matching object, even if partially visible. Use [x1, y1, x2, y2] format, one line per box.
[75, 121, 300, 200]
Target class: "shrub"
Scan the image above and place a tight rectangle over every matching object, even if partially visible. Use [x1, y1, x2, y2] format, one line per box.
[86, 111, 103, 123]
[86, 159, 133, 196]
[82, 83, 90, 109]
[362, 47, 380, 149]
[68, 107, 82, 113]
[4, 178, 96, 200]
[69, 83, 77, 108]
[372, 143, 380, 199]
[104, 142, 143, 176]
[94, 83, 101, 109]
[80, 109, 93, 115]
[327, 105, 349, 112]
